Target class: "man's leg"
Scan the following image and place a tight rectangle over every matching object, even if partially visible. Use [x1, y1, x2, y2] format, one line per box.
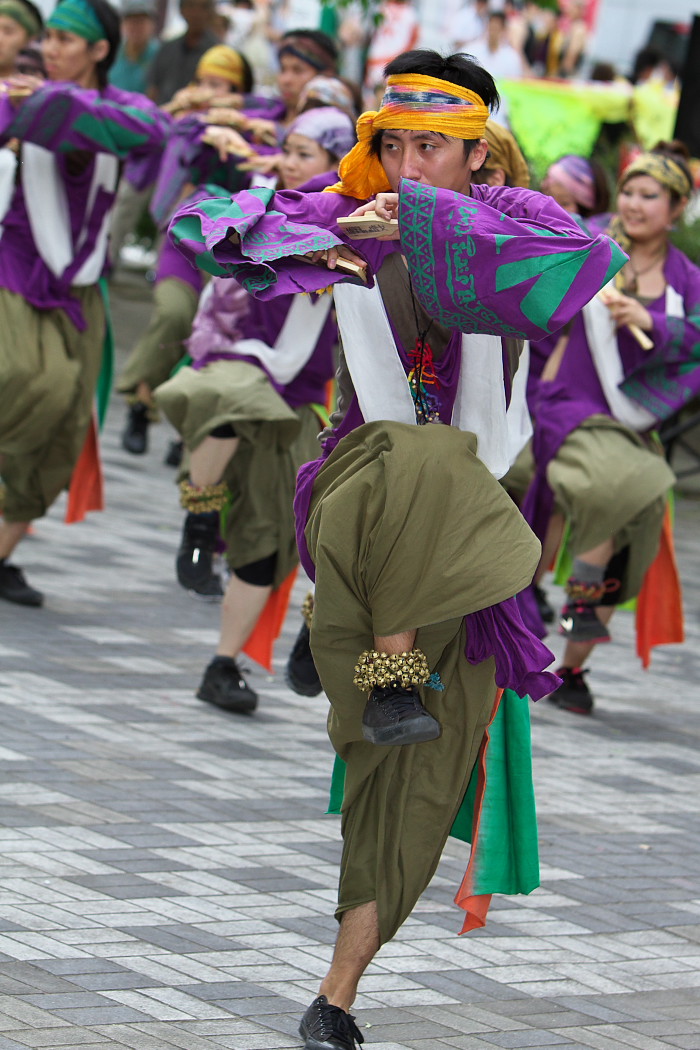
[319, 901, 380, 1011]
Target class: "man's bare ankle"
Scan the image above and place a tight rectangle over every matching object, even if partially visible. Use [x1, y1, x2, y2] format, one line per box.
[318, 983, 354, 1013]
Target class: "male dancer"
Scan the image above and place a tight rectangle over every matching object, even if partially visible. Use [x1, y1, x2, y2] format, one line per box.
[170, 50, 625, 1048]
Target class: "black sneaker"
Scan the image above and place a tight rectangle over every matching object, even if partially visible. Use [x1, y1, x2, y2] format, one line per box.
[299, 995, 364, 1050]
[0, 561, 43, 607]
[164, 440, 183, 468]
[285, 623, 322, 697]
[362, 682, 441, 746]
[535, 584, 555, 624]
[559, 603, 611, 644]
[176, 511, 224, 598]
[548, 666, 593, 715]
[197, 656, 258, 713]
[121, 402, 150, 455]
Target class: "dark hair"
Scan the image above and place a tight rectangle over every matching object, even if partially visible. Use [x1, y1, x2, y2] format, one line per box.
[280, 28, 338, 67]
[236, 50, 254, 93]
[580, 159, 610, 218]
[18, 0, 43, 32]
[652, 138, 693, 202]
[84, 0, 121, 87]
[488, 11, 507, 25]
[371, 50, 499, 160]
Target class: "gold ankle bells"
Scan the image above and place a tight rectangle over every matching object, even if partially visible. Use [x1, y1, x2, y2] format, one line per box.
[302, 592, 314, 629]
[353, 648, 431, 692]
[178, 478, 229, 513]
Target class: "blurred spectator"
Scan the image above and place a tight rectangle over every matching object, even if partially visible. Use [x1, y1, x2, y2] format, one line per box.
[471, 11, 524, 80]
[541, 155, 610, 218]
[364, 0, 419, 103]
[216, 0, 277, 91]
[108, 0, 158, 95]
[523, 0, 562, 77]
[470, 11, 524, 125]
[630, 46, 678, 92]
[558, 0, 587, 78]
[147, 0, 219, 103]
[450, 0, 488, 51]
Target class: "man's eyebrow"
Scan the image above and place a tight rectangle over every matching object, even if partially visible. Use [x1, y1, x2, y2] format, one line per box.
[382, 130, 449, 142]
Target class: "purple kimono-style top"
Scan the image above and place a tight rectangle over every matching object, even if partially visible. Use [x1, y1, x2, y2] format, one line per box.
[521, 242, 700, 549]
[168, 176, 627, 700]
[0, 81, 169, 328]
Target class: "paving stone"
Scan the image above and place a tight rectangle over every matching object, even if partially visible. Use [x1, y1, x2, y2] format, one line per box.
[0, 276, 698, 1048]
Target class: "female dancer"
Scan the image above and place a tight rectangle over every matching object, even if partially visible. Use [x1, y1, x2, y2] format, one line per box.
[524, 142, 700, 713]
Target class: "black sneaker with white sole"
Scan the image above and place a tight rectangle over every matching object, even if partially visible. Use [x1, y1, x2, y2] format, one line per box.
[361, 682, 441, 746]
[299, 995, 364, 1050]
[197, 656, 258, 713]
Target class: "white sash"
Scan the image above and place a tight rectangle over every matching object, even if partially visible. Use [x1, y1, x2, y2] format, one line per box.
[0, 147, 17, 232]
[334, 281, 521, 478]
[233, 292, 333, 384]
[22, 143, 118, 285]
[583, 284, 685, 431]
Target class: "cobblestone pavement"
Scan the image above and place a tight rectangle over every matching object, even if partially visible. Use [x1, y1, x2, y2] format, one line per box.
[0, 276, 699, 1050]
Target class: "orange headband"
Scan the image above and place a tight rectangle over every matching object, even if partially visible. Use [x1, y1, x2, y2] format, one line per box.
[325, 73, 489, 198]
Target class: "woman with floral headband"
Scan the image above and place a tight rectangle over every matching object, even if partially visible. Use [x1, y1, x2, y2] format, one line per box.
[169, 49, 624, 1047]
[0, 0, 168, 608]
[521, 141, 699, 716]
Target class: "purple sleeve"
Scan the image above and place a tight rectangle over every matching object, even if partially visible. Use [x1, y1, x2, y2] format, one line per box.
[0, 82, 169, 158]
[169, 186, 377, 298]
[619, 248, 700, 419]
[399, 179, 628, 341]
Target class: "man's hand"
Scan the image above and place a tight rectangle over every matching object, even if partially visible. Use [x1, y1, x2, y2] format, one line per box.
[301, 243, 367, 277]
[347, 193, 400, 239]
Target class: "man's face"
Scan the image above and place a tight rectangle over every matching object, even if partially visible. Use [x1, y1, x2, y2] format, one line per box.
[277, 53, 318, 109]
[180, 0, 213, 33]
[122, 13, 154, 47]
[379, 129, 488, 195]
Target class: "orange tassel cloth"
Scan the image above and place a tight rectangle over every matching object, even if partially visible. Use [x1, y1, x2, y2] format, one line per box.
[64, 416, 104, 524]
[242, 567, 298, 672]
[636, 506, 684, 669]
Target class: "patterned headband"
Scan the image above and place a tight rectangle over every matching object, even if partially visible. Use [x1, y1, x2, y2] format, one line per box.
[278, 37, 335, 73]
[546, 155, 595, 211]
[619, 153, 692, 199]
[286, 106, 356, 161]
[47, 0, 105, 42]
[326, 73, 489, 198]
